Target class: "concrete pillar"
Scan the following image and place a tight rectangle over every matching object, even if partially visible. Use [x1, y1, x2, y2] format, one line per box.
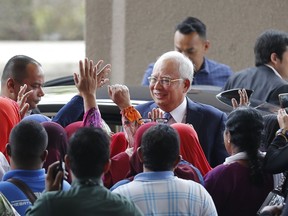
[86, 0, 288, 86]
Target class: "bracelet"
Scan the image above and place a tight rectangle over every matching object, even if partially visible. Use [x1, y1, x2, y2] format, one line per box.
[121, 106, 143, 125]
[276, 128, 288, 142]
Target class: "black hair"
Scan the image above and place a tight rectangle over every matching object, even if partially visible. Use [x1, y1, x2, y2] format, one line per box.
[261, 114, 279, 152]
[226, 107, 264, 185]
[141, 124, 180, 171]
[1, 55, 42, 85]
[9, 120, 48, 166]
[254, 29, 288, 66]
[68, 127, 110, 179]
[175, 16, 206, 39]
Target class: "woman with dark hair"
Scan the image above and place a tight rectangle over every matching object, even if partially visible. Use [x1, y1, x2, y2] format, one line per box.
[204, 107, 273, 216]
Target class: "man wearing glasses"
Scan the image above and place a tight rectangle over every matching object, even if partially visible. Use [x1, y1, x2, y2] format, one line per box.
[136, 51, 228, 167]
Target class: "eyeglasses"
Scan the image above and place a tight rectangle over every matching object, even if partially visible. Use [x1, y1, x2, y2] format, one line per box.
[148, 76, 183, 86]
[140, 118, 168, 124]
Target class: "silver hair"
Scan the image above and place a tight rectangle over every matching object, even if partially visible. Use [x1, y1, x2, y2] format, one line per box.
[153, 51, 194, 90]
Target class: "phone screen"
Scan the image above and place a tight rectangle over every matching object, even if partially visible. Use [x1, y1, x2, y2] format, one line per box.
[279, 93, 288, 108]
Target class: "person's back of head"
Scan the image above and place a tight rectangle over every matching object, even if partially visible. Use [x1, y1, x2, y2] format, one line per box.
[1, 55, 41, 87]
[140, 124, 180, 171]
[175, 16, 206, 39]
[7, 120, 48, 169]
[226, 106, 264, 184]
[226, 106, 263, 151]
[68, 127, 110, 179]
[41, 121, 68, 171]
[254, 29, 288, 66]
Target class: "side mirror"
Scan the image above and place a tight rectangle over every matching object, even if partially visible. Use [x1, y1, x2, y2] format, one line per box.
[216, 88, 254, 107]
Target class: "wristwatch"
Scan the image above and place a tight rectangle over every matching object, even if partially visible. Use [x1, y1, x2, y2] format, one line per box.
[276, 128, 288, 142]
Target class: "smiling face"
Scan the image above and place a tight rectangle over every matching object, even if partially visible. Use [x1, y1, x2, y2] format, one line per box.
[149, 59, 190, 112]
[174, 31, 209, 72]
[14, 63, 45, 110]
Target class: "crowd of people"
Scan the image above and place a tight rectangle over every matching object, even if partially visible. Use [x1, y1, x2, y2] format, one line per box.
[0, 16, 288, 216]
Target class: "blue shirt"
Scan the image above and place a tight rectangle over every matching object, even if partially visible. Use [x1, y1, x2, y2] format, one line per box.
[113, 171, 217, 216]
[0, 169, 70, 215]
[142, 58, 233, 87]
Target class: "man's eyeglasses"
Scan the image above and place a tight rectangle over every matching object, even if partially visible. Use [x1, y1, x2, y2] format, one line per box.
[140, 118, 168, 124]
[148, 76, 183, 86]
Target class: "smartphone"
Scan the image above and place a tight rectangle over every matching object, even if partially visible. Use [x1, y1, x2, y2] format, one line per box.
[52, 159, 65, 190]
[278, 93, 288, 108]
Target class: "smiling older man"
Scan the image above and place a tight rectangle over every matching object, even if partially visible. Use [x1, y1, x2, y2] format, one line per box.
[136, 51, 228, 167]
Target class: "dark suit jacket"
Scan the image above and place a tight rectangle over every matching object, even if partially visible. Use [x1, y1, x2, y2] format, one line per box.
[223, 65, 288, 106]
[136, 97, 228, 167]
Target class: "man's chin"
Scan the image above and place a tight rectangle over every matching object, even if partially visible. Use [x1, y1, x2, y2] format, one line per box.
[28, 102, 39, 110]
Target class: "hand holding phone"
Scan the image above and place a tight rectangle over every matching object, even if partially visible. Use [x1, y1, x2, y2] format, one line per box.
[279, 93, 288, 108]
[46, 160, 65, 192]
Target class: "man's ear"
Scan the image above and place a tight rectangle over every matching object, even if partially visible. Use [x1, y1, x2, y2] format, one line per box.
[137, 147, 144, 163]
[103, 159, 111, 174]
[6, 78, 16, 93]
[270, 53, 280, 65]
[203, 40, 210, 52]
[40, 150, 48, 162]
[183, 79, 190, 93]
[6, 143, 11, 157]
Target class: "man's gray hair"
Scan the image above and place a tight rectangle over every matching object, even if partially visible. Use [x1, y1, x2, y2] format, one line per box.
[153, 51, 194, 90]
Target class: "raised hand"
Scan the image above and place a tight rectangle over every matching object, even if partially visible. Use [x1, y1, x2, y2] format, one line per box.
[232, 88, 250, 109]
[108, 84, 131, 110]
[74, 58, 97, 98]
[277, 108, 288, 130]
[17, 84, 33, 118]
[148, 108, 164, 120]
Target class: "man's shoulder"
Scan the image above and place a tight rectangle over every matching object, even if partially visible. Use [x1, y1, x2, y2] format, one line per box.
[135, 101, 156, 114]
[206, 58, 233, 73]
[0, 181, 15, 190]
[186, 98, 226, 117]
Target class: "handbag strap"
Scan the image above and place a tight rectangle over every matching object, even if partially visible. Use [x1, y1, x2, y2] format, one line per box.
[7, 178, 37, 204]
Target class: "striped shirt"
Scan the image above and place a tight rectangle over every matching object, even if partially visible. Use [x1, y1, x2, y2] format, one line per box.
[112, 171, 217, 216]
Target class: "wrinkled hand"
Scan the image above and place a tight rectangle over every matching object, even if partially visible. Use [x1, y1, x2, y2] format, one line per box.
[148, 108, 164, 120]
[108, 84, 131, 110]
[277, 108, 288, 130]
[232, 89, 250, 109]
[45, 161, 64, 192]
[74, 58, 98, 97]
[17, 84, 33, 119]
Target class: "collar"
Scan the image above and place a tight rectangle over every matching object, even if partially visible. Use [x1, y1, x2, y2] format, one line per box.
[134, 171, 174, 181]
[223, 152, 248, 165]
[168, 99, 187, 123]
[196, 58, 210, 74]
[3, 169, 45, 181]
[265, 64, 283, 79]
[72, 177, 103, 187]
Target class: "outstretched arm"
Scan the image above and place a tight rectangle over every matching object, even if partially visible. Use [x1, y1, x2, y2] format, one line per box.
[74, 58, 111, 129]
